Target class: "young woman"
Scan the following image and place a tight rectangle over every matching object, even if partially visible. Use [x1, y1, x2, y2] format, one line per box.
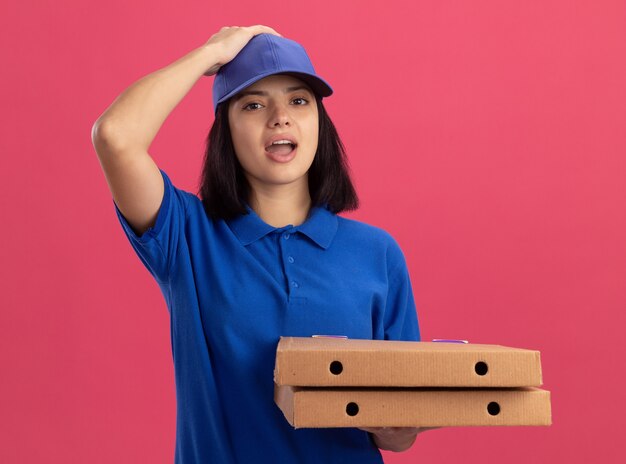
[92, 25, 433, 463]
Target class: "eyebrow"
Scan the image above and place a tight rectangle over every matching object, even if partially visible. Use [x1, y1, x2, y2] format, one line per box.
[232, 85, 312, 102]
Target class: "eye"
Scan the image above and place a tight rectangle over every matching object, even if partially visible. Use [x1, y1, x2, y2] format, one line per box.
[243, 102, 263, 111]
[242, 97, 309, 111]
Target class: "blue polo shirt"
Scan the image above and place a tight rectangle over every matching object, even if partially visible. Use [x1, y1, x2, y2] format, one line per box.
[113, 168, 421, 463]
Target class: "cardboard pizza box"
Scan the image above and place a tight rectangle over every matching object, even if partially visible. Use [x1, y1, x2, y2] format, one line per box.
[274, 336, 543, 387]
[274, 383, 552, 428]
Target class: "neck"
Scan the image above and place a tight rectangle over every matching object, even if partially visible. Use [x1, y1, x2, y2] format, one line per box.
[247, 178, 312, 228]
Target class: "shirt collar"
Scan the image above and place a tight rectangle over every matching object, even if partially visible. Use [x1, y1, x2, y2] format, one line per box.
[299, 204, 338, 249]
[226, 203, 338, 250]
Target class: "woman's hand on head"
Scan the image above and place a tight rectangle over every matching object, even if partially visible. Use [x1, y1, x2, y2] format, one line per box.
[201, 25, 283, 77]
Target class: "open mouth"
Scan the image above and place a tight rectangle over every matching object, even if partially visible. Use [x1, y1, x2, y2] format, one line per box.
[265, 142, 297, 155]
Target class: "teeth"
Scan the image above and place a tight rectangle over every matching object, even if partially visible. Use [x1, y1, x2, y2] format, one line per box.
[272, 140, 293, 145]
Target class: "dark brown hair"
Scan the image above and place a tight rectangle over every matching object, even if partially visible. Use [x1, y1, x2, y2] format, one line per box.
[198, 94, 359, 220]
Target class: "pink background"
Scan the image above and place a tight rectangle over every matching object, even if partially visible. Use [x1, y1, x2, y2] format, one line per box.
[1, 1, 625, 462]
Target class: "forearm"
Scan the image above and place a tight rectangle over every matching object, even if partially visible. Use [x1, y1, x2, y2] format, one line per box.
[94, 44, 220, 151]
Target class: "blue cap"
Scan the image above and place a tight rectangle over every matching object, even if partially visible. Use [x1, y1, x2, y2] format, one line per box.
[212, 33, 333, 115]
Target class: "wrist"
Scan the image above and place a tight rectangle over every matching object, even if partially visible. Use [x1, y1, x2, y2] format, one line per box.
[197, 43, 225, 75]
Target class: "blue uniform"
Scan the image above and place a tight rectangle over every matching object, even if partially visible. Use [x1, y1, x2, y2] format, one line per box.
[113, 169, 421, 463]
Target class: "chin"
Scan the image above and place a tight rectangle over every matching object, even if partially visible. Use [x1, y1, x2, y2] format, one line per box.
[254, 169, 310, 187]
[266, 174, 309, 186]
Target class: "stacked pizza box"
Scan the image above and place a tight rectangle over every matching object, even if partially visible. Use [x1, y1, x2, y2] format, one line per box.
[273, 336, 552, 428]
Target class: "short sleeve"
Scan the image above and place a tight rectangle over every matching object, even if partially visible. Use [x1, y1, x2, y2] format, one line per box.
[113, 168, 185, 284]
[383, 245, 421, 342]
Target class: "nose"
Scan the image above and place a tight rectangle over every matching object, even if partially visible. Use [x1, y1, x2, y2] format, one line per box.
[268, 103, 291, 127]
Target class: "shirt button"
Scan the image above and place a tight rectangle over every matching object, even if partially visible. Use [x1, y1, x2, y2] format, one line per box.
[288, 256, 295, 263]
[291, 281, 299, 288]
[283, 233, 290, 240]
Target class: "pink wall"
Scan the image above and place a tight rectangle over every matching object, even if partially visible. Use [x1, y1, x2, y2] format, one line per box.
[1, 1, 624, 462]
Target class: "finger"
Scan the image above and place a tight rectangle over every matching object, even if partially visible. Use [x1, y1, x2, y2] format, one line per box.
[249, 24, 282, 37]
